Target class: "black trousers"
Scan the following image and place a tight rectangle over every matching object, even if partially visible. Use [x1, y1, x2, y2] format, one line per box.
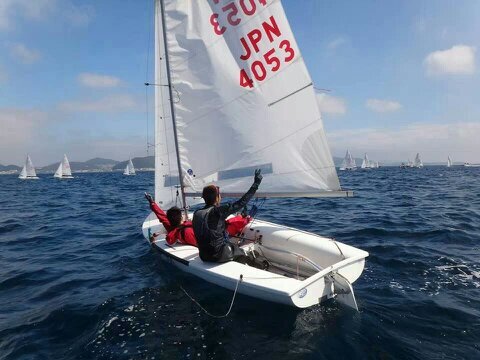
[216, 243, 252, 264]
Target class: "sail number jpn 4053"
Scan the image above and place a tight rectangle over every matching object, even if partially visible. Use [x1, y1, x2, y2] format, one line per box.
[208, 1, 296, 89]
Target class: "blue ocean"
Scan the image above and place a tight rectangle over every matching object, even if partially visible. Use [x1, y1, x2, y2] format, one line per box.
[1, 168, 479, 359]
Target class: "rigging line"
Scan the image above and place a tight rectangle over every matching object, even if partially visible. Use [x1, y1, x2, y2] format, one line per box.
[168, 0, 281, 69]
[180, 275, 243, 318]
[145, 0, 153, 155]
[268, 83, 313, 107]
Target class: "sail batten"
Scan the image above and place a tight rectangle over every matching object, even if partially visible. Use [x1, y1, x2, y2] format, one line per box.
[155, 0, 341, 204]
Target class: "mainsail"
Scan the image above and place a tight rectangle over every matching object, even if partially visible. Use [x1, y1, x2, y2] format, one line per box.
[154, 0, 343, 208]
[447, 156, 452, 167]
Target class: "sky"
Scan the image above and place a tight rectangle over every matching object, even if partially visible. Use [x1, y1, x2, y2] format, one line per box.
[1, 0, 479, 166]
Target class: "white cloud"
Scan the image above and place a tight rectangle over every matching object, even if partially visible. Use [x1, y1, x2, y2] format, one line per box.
[9, 43, 41, 64]
[78, 73, 122, 88]
[327, 36, 348, 51]
[424, 45, 476, 76]
[0, 0, 93, 31]
[58, 94, 139, 113]
[329, 122, 480, 163]
[63, 3, 94, 26]
[366, 99, 402, 113]
[0, 0, 56, 30]
[316, 93, 347, 116]
[0, 108, 49, 164]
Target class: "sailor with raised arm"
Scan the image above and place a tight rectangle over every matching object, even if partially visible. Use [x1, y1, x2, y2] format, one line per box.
[193, 169, 262, 263]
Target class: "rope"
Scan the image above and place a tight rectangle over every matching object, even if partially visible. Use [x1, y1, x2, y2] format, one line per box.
[180, 275, 243, 318]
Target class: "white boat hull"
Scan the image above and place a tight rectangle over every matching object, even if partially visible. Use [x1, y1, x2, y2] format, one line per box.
[142, 213, 368, 309]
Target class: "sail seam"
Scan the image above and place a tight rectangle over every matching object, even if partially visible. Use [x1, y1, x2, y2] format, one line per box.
[188, 118, 330, 181]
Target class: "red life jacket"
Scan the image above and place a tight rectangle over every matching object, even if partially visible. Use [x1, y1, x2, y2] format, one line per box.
[166, 221, 197, 247]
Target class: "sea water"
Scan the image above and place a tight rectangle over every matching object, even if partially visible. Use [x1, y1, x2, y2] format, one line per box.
[0, 168, 479, 359]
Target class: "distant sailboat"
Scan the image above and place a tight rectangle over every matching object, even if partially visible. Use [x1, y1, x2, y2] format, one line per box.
[123, 158, 136, 176]
[414, 153, 423, 168]
[54, 154, 74, 179]
[19, 155, 39, 180]
[447, 156, 452, 168]
[464, 162, 480, 167]
[361, 153, 371, 169]
[340, 150, 357, 171]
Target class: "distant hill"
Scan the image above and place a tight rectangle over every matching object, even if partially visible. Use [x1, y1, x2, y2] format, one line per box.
[113, 156, 155, 170]
[38, 158, 119, 172]
[0, 164, 21, 172]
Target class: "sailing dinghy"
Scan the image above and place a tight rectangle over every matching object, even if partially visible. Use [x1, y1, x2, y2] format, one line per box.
[360, 153, 371, 169]
[54, 154, 74, 179]
[19, 155, 39, 180]
[339, 150, 357, 171]
[447, 156, 452, 168]
[414, 153, 423, 168]
[142, 0, 368, 310]
[124, 158, 136, 176]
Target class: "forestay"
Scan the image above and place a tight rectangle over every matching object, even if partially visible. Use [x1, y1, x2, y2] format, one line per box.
[154, 0, 342, 208]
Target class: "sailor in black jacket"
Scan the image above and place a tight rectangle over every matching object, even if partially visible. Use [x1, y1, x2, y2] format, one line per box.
[193, 169, 262, 263]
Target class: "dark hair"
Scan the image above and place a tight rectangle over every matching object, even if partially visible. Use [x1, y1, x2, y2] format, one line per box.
[202, 185, 219, 206]
[166, 207, 182, 228]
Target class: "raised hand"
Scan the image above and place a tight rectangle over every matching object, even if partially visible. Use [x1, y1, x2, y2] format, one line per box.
[145, 192, 154, 204]
[254, 169, 263, 185]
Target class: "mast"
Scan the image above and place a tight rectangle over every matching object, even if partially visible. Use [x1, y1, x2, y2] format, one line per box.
[158, 0, 187, 213]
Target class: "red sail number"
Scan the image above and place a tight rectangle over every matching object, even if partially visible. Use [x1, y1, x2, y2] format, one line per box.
[239, 40, 296, 88]
[210, 0, 268, 35]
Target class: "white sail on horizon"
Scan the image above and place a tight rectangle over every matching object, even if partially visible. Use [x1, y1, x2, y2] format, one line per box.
[340, 150, 356, 170]
[19, 155, 38, 179]
[414, 153, 423, 168]
[361, 153, 370, 169]
[154, 0, 342, 207]
[124, 158, 136, 176]
[447, 156, 452, 167]
[54, 154, 73, 178]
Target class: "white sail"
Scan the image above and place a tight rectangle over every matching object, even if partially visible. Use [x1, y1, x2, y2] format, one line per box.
[19, 165, 27, 179]
[26, 155, 38, 177]
[340, 150, 356, 170]
[447, 156, 452, 167]
[156, 0, 341, 205]
[361, 153, 370, 169]
[54, 162, 63, 178]
[414, 153, 423, 168]
[124, 158, 136, 175]
[54, 154, 73, 178]
[62, 154, 73, 176]
[20, 155, 38, 179]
